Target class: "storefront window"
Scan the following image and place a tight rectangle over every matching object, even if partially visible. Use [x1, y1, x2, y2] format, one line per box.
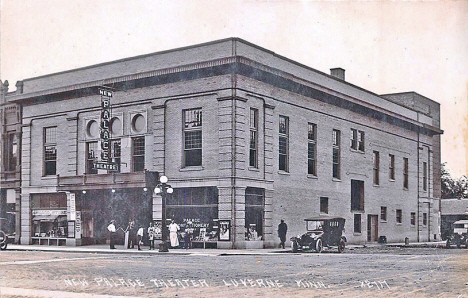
[245, 188, 264, 241]
[31, 193, 68, 239]
[166, 187, 218, 244]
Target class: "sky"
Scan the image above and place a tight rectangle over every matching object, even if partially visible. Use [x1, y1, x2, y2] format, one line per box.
[1, 0, 467, 177]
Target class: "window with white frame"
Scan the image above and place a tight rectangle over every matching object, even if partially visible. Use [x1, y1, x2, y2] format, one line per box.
[132, 137, 145, 172]
[381, 206, 387, 222]
[44, 127, 57, 176]
[86, 141, 98, 174]
[111, 139, 121, 172]
[249, 108, 258, 168]
[183, 108, 202, 167]
[403, 158, 409, 189]
[389, 154, 395, 180]
[279, 115, 289, 172]
[396, 209, 402, 224]
[373, 151, 380, 185]
[308, 123, 317, 176]
[332, 129, 341, 179]
[423, 162, 428, 191]
[350, 129, 365, 152]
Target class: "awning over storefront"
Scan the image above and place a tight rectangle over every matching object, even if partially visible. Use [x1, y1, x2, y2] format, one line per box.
[33, 215, 67, 222]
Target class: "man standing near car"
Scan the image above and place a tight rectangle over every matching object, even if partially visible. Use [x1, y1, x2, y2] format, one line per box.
[278, 219, 288, 249]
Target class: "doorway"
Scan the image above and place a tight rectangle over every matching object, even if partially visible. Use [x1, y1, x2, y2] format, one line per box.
[367, 215, 378, 242]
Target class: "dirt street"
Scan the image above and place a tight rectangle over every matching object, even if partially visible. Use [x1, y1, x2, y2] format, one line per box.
[0, 247, 467, 297]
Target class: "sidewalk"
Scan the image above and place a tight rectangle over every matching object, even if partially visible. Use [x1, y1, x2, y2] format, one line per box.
[6, 244, 289, 256]
[5, 241, 446, 255]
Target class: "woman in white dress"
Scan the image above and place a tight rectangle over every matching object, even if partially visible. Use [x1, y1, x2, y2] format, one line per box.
[169, 220, 180, 248]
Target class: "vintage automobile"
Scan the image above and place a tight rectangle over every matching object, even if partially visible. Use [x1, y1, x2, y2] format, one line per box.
[446, 220, 468, 249]
[0, 230, 7, 250]
[290, 216, 346, 253]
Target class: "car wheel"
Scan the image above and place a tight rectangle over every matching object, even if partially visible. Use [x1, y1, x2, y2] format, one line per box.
[0, 231, 7, 251]
[446, 239, 451, 249]
[338, 238, 345, 253]
[315, 238, 323, 253]
[291, 240, 298, 253]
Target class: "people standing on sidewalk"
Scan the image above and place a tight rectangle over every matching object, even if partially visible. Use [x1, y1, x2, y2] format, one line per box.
[169, 220, 180, 248]
[127, 220, 136, 249]
[137, 225, 144, 250]
[148, 222, 155, 250]
[107, 220, 116, 249]
[184, 227, 193, 249]
[278, 219, 288, 249]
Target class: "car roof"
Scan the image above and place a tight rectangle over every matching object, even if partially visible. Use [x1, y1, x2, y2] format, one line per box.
[304, 216, 345, 221]
[453, 220, 468, 224]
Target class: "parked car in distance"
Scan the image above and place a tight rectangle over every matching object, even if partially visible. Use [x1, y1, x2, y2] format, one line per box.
[290, 216, 347, 253]
[446, 220, 468, 249]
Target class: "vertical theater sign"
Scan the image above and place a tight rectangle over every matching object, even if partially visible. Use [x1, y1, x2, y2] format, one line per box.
[94, 88, 118, 171]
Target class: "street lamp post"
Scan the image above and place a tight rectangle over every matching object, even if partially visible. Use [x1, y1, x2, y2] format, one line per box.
[154, 175, 173, 252]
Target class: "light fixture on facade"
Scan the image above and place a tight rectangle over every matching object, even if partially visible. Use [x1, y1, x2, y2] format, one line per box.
[82, 190, 87, 194]
[143, 187, 148, 192]
[111, 189, 116, 193]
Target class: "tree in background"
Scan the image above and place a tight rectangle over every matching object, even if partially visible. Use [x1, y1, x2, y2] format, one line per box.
[441, 163, 468, 199]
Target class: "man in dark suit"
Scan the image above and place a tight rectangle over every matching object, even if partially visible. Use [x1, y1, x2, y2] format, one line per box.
[278, 219, 288, 249]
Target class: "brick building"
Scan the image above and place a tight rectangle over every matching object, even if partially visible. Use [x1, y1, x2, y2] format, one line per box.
[1, 80, 22, 243]
[3, 38, 442, 248]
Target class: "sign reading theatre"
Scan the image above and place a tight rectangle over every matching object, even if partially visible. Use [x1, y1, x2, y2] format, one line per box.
[94, 88, 118, 171]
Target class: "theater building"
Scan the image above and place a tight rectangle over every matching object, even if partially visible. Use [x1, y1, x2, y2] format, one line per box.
[4, 38, 442, 248]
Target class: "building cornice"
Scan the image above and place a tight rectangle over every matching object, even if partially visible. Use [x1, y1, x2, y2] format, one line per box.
[8, 56, 441, 136]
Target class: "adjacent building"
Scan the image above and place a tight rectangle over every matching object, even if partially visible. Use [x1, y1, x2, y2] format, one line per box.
[441, 198, 468, 240]
[0, 80, 22, 243]
[2, 38, 443, 248]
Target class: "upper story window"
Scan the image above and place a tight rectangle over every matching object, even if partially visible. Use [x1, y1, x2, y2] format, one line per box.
[350, 129, 365, 152]
[320, 197, 328, 214]
[373, 151, 380, 185]
[86, 141, 98, 174]
[3, 132, 18, 171]
[351, 179, 364, 211]
[249, 108, 258, 168]
[403, 157, 409, 189]
[332, 129, 341, 179]
[308, 123, 317, 176]
[423, 162, 428, 191]
[183, 108, 202, 167]
[279, 115, 289, 172]
[43, 127, 57, 176]
[132, 137, 145, 172]
[381, 206, 387, 222]
[389, 154, 395, 180]
[423, 212, 428, 226]
[111, 139, 121, 172]
[410, 212, 416, 226]
[396, 209, 402, 224]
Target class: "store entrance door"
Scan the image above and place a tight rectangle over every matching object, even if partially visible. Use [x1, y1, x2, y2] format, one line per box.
[367, 215, 378, 242]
